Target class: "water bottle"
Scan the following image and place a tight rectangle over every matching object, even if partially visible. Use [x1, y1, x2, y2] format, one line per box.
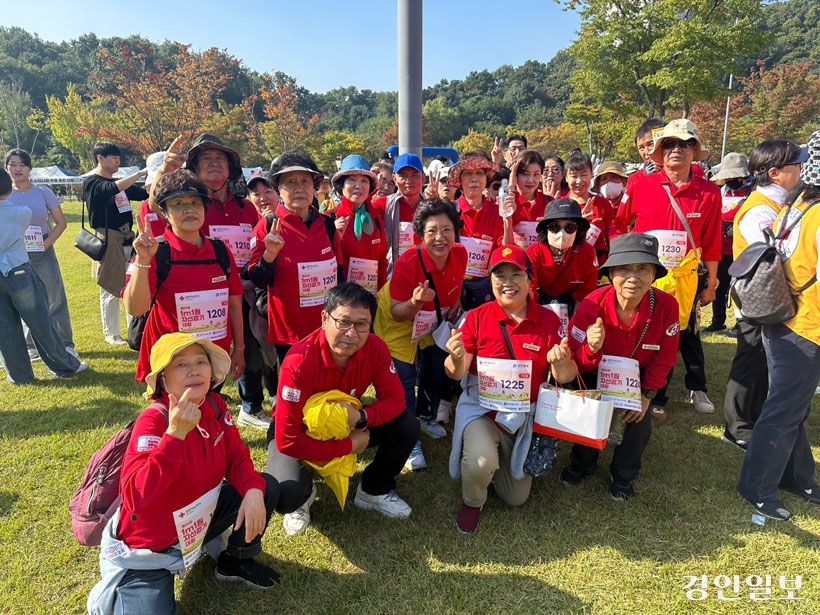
[498, 179, 513, 218]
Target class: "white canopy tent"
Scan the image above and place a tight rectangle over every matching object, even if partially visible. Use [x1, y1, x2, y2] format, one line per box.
[30, 166, 82, 185]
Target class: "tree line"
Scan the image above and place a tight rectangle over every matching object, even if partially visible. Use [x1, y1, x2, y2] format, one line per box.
[0, 0, 817, 172]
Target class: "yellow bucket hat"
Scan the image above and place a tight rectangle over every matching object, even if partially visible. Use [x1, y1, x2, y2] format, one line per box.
[144, 332, 231, 397]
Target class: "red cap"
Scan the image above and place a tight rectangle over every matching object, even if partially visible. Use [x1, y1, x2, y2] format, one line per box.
[489, 244, 529, 273]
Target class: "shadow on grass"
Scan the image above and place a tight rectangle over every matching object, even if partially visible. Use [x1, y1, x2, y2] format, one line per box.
[0, 490, 19, 518]
[0, 398, 142, 438]
[176, 558, 588, 614]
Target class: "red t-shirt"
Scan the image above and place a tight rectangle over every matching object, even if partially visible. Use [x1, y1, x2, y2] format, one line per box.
[203, 192, 260, 234]
[459, 297, 563, 400]
[616, 168, 722, 261]
[512, 191, 551, 222]
[526, 240, 599, 302]
[577, 194, 614, 260]
[127, 230, 243, 382]
[720, 187, 747, 256]
[334, 197, 389, 292]
[390, 243, 468, 312]
[275, 329, 405, 463]
[247, 204, 344, 346]
[568, 285, 679, 390]
[118, 393, 265, 551]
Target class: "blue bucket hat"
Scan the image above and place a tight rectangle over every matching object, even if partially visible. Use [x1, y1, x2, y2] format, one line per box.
[332, 155, 378, 193]
[392, 153, 423, 174]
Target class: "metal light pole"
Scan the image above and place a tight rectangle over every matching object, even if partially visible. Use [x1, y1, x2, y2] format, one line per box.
[720, 72, 734, 162]
[398, 0, 422, 158]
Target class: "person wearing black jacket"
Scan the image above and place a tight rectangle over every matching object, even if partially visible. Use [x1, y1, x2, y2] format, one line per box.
[82, 142, 146, 345]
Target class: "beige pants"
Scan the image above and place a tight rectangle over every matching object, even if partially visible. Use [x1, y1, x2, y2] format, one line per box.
[461, 416, 532, 508]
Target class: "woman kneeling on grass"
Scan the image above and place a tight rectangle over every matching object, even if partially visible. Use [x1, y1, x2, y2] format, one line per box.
[88, 333, 280, 615]
[445, 245, 578, 533]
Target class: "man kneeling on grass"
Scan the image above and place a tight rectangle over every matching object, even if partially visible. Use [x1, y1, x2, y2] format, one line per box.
[265, 282, 419, 535]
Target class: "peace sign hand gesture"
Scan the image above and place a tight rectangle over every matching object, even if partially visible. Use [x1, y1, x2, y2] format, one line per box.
[133, 214, 158, 263]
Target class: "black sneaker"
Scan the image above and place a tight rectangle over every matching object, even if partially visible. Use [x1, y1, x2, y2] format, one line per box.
[560, 465, 588, 486]
[609, 474, 635, 501]
[721, 433, 748, 452]
[703, 323, 727, 334]
[783, 487, 820, 505]
[751, 500, 792, 521]
[215, 553, 280, 589]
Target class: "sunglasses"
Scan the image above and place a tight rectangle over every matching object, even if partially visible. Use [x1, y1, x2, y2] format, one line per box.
[490, 183, 502, 191]
[546, 222, 578, 234]
[662, 138, 697, 150]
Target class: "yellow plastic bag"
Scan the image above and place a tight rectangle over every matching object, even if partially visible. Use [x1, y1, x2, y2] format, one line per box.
[302, 390, 361, 509]
[653, 247, 700, 329]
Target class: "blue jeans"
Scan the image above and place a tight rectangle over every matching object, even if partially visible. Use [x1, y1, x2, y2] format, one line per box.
[737, 325, 820, 503]
[111, 474, 279, 614]
[24, 244, 74, 349]
[0, 262, 80, 383]
[394, 345, 448, 421]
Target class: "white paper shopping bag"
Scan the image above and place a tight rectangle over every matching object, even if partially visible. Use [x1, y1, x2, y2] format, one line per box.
[533, 383, 615, 450]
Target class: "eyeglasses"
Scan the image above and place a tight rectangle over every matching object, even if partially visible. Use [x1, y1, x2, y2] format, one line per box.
[490, 183, 502, 191]
[545, 222, 578, 234]
[327, 313, 371, 333]
[506, 145, 524, 152]
[491, 271, 528, 284]
[662, 139, 697, 150]
[166, 200, 204, 212]
[543, 167, 562, 175]
[424, 226, 455, 238]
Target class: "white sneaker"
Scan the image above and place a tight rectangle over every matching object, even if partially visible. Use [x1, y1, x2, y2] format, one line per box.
[690, 390, 715, 414]
[105, 335, 128, 346]
[420, 418, 447, 439]
[28, 348, 41, 362]
[436, 400, 452, 424]
[353, 483, 411, 519]
[237, 407, 272, 430]
[404, 441, 427, 472]
[282, 484, 317, 536]
[73, 361, 89, 374]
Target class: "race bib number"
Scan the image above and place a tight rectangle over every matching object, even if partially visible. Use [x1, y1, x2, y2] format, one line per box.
[461, 235, 493, 277]
[585, 224, 602, 246]
[398, 222, 415, 256]
[208, 224, 252, 267]
[298, 257, 337, 307]
[645, 229, 687, 269]
[411, 307, 449, 342]
[175, 289, 229, 340]
[173, 483, 221, 571]
[114, 191, 132, 214]
[543, 303, 569, 338]
[513, 221, 539, 249]
[24, 226, 44, 252]
[347, 257, 379, 293]
[597, 355, 641, 411]
[477, 357, 533, 412]
[722, 196, 743, 214]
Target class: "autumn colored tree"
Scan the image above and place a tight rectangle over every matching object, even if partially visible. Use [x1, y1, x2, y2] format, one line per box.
[525, 123, 582, 158]
[91, 41, 238, 155]
[256, 73, 319, 157]
[452, 130, 493, 156]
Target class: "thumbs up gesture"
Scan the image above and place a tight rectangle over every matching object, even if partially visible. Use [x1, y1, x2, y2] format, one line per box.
[586, 317, 605, 353]
[547, 336, 572, 367]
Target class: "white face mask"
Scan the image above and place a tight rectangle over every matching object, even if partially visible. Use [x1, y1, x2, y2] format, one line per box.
[601, 181, 624, 200]
[547, 229, 576, 251]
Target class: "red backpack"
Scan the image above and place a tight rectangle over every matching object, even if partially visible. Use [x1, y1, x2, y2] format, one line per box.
[69, 403, 169, 546]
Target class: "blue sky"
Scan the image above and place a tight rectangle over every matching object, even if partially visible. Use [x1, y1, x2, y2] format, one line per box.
[4, 1, 580, 93]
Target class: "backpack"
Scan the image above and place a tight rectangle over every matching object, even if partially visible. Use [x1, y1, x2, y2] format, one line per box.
[728, 202, 817, 326]
[253, 209, 337, 318]
[68, 403, 168, 546]
[69, 398, 222, 546]
[127, 238, 232, 351]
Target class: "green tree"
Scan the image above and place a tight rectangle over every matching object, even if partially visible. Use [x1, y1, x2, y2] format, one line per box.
[304, 130, 366, 173]
[564, 0, 768, 118]
[0, 79, 37, 150]
[45, 84, 111, 170]
[423, 96, 463, 146]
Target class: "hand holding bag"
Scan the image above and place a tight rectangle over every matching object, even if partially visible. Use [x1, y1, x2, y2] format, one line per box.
[74, 195, 108, 261]
[533, 378, 615, 450]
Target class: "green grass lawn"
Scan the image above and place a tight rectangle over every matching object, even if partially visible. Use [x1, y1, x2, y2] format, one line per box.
[1, 198, 819, 614]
